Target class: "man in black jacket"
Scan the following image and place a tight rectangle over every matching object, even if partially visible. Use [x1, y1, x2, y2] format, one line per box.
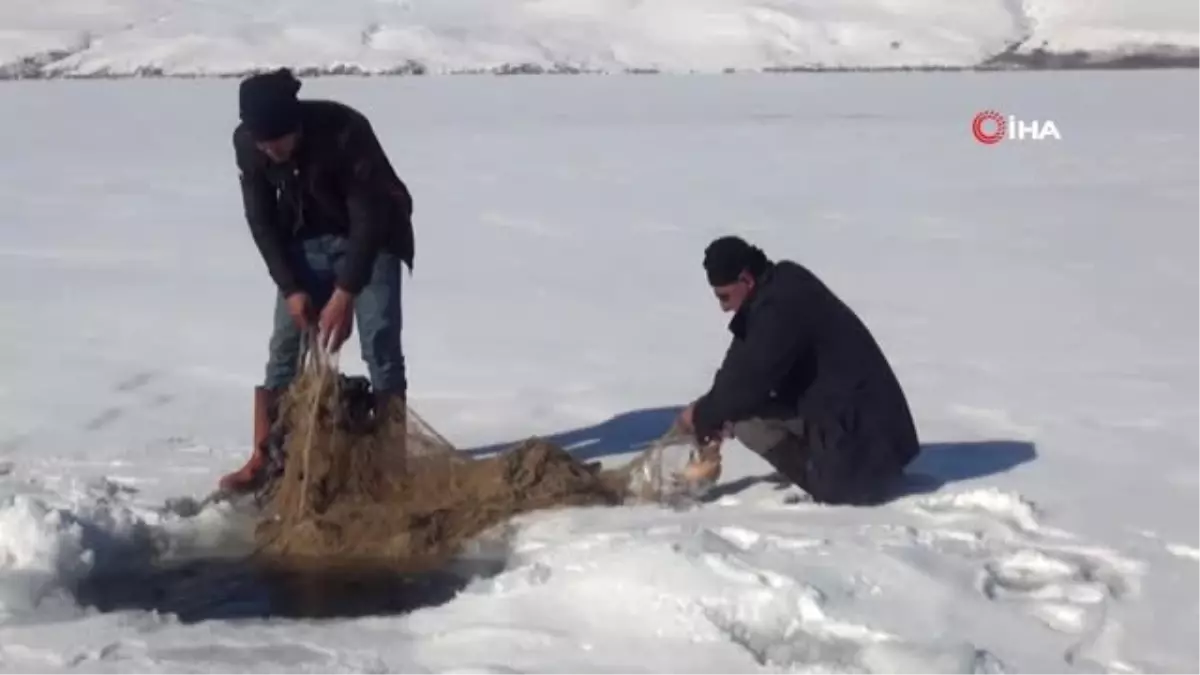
[678, 236, 920, 505]
[219, 69, 415, 493]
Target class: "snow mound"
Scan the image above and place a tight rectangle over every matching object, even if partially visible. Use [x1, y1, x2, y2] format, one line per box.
[0, 481, 251, 619]
[0, 0, 1195, 77]
[0, 495, 95, 616]
[400, 487, 1147, 673]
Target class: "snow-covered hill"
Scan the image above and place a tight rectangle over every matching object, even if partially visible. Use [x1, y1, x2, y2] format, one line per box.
[1, 0, 1196, 77]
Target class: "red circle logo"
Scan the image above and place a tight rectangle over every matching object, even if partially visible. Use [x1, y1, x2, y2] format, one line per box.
[972, 110, 1006, 145]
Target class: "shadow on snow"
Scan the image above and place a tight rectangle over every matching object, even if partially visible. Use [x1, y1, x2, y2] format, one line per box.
[463, 405, 1038, 503]
[703, 438, 1038, 503]
[461, 405, 686, 461]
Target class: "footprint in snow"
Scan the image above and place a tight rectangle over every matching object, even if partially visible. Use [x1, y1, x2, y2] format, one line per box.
[83, 407, 123, 431]
[81, 371, 174, 431]
[979, 548, 1109, 633]
[904, 487, 1146, 669]
[114, 371, 156, 392]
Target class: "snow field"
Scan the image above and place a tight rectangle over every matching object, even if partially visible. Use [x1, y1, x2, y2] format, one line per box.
[0, 71, 1196, 672]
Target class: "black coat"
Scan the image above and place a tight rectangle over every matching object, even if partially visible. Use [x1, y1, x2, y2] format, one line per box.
[234, 100, 414, 296]
[692, 260, 920, 487]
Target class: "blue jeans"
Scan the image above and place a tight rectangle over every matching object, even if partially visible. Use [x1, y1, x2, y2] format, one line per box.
[264, 235, 406, 395]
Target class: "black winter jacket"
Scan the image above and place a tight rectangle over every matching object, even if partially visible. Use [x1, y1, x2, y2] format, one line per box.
[692, 260, 919, 471]
[234, 100, 414, 296]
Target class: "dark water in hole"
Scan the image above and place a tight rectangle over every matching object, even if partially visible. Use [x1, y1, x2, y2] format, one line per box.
[62, 489, 512, 623]
[72, 555, 507, 623]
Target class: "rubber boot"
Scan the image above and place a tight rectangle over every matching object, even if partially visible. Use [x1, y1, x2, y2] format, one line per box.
[218, 386, 276, 493]
[374, 391, 408, 473]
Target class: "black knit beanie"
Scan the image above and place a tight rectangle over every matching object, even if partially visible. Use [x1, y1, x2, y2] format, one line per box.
[239, 68, 302, 141]
[703, 236, 769, 286]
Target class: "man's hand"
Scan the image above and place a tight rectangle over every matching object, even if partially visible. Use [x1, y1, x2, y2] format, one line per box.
[285, 292, 315, 330]
[677, 402, 696, 434]
[679, 399, 734, 444]
[318, 288, 355, 352]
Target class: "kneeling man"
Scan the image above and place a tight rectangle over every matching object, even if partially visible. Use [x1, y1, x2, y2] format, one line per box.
[679, 236, 920, 505]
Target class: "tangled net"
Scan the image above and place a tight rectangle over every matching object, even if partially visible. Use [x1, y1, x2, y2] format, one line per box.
[250, 344, 709, 578]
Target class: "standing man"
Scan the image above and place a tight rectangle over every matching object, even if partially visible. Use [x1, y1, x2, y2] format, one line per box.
[219, 68, 415, 493]
[677, 236, 920, 505]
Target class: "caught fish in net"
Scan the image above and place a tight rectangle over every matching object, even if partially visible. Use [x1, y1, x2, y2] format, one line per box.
[247, 339, 718, 578]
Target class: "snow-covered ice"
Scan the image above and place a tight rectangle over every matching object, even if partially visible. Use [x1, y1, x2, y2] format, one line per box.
[0, 71, 1196, 672]
[0, 0, 1197, 77]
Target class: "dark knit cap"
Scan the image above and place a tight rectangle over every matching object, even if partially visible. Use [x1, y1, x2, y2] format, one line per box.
[703, 235, 769, 286]
[239, 68, 302, 141]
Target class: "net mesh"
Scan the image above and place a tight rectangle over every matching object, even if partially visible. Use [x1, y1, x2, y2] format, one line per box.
[249, 350, 702, 576]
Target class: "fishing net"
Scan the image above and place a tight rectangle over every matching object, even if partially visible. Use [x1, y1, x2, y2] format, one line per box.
[250, 342, 717, 578]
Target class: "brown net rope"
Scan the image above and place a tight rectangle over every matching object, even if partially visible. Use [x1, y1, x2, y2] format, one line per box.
[250, 344, 708, 578]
